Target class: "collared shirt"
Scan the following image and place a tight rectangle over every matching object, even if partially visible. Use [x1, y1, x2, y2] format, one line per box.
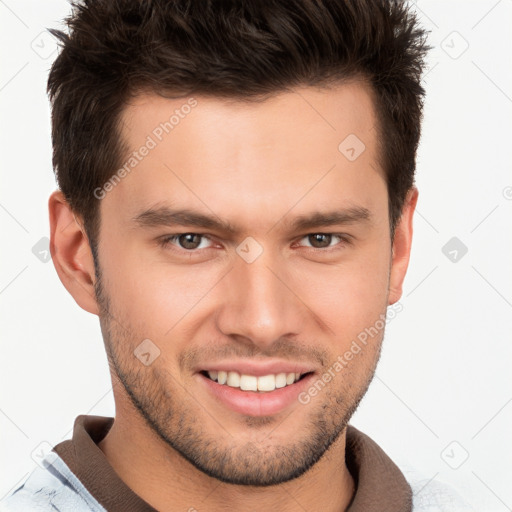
[1, 415, 472, 511]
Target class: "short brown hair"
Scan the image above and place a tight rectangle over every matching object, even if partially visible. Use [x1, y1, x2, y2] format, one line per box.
[47, 0, 430, 252]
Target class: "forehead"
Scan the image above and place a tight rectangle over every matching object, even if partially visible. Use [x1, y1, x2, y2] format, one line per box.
[119, 81, 378, 156]
[104, 82, 384, 231]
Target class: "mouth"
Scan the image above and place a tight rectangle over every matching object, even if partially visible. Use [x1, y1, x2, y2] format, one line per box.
[197, 368, 317, 416]
[200, 370, 314, 393]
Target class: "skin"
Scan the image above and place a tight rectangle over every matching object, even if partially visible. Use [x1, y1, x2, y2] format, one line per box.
[49, 81, 418, 512]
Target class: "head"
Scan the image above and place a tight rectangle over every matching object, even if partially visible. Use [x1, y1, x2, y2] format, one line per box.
[48, 0, 429, 487]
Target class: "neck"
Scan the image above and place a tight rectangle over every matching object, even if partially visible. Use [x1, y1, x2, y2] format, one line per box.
[98, 401, 355, 512]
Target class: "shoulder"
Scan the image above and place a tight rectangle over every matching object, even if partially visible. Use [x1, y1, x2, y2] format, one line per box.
[0, 451, 105, 512]
[398, 463, 476, 512]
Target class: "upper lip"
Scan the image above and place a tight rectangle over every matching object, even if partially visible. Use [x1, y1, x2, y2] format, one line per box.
[197, 360, 317, 377]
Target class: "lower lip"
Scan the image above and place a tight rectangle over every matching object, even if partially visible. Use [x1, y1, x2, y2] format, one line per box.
[197, 372, 315, 417]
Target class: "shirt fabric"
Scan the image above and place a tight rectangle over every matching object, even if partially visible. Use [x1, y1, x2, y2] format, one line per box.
[1, 414, 473, 511]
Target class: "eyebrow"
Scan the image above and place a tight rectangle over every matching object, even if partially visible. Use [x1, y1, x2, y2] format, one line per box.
[131, 205, 372, 234]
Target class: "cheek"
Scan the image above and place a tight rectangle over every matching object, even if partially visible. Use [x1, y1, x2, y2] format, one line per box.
[101, 242, 224, 339]
[291, 246, 391, 336]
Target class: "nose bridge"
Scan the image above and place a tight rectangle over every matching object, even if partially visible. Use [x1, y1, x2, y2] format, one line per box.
[216, 247, 304, 347]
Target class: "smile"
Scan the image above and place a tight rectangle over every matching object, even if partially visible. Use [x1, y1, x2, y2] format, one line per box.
[202, 370, 309, 392]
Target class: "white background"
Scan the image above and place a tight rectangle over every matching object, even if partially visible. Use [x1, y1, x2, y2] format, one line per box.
[1, 1, 511, 510]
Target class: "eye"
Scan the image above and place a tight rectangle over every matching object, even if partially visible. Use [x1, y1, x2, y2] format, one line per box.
[296, 233, 350, 250]
[159, 233, 214, 251]
[157, 232, 351, 254]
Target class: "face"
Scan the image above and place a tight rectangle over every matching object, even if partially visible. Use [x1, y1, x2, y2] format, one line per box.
[87, 82, 408, 486]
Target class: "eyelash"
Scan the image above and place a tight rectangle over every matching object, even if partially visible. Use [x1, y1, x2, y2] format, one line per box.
[157, 232, 352, 254]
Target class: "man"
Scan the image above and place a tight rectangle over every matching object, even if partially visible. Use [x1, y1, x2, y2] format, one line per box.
[1, 0, 472, 511]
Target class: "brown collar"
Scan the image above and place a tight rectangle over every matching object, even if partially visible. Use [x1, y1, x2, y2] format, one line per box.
[53, 415, 411, 512]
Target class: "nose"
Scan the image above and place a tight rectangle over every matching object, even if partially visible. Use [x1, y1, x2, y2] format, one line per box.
[215, 247, 307, 350]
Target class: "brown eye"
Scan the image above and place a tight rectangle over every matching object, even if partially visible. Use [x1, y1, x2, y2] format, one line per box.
[177, 233, 203, 250]
[307, 234, 333, 248]
[296, 233, 351, 252]
[159, 233, 213, 251]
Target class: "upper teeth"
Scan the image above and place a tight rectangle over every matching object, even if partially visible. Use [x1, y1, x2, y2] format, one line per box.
[207, 371, 302, 392]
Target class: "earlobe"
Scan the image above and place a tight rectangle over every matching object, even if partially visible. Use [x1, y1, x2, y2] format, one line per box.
[49, 190, 100, 315]
[388, 186, 419, 305]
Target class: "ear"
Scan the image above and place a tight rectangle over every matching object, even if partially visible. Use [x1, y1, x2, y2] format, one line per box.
[388, 186, 419, 305]
[49, 190, 100, 315]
